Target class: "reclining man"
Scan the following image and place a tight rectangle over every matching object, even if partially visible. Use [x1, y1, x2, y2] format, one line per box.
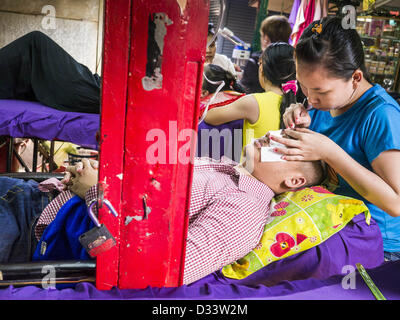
[62, 132, 324, 284]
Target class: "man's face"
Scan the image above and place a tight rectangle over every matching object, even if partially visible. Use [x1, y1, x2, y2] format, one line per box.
[241, 133, 307, 193]
[205, 35, 216, 64]
[242, 136, 284, 176]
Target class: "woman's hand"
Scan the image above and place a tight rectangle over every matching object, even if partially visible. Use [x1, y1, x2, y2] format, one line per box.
[283, 103, 311, 129]
[270, 128, 337, 161]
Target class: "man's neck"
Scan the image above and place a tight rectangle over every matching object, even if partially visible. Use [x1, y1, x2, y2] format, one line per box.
[234, 163, 283, 195]
[234, 164, 253, 177]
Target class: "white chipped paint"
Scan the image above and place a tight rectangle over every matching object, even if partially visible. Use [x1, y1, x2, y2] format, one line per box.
[125, 215, 142, 225]
[176, 0, 187, 15]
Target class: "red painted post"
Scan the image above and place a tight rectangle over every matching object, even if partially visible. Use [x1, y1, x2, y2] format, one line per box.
[96, 0, 132, 290]
[97, 0, 209, 289]
[117, 0, 209, 288]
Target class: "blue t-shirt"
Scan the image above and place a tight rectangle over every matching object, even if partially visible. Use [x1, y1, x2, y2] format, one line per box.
[309, 84, 400, 252]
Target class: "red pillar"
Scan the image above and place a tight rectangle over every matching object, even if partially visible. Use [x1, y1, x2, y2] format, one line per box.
[97, 0, 209, 289]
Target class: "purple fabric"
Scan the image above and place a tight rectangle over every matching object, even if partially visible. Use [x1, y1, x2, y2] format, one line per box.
[0, 99, 99, 150]
[288, 0, 301, 45]
[288, 0, 301, 28]
[197, 119, 243, 162]
[0, 213, 385, 299]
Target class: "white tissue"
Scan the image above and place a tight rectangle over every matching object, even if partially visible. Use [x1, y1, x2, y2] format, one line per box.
[260, 130, 287, 162]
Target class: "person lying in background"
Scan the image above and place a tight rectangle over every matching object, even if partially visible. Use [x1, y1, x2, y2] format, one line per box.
[0, 31, 100, 114]
[63, 132, 324, 284]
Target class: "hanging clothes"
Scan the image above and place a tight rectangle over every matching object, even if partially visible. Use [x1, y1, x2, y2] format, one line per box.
[314, 0, 322, 21]
[313, 0, 329, 21]
[289, 0, 301, 30]
[295, 0, 316, 46]
[290, 0, 328, 46]
[291, 0, 307, 45]
[288, 0, 302, 45]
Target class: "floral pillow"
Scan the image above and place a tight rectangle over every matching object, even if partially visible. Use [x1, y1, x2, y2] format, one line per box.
[222, 186, 371, 280]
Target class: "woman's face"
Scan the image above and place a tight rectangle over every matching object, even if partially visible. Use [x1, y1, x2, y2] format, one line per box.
[205, 35, 216, 64]
[296, 61, 355, 111]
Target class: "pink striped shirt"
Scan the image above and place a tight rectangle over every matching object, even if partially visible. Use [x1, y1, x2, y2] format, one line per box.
[183, 157, 274, 284]
[35, 157, 274, 284]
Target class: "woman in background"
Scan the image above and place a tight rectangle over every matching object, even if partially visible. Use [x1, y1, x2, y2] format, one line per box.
[204, 42, 302, 152]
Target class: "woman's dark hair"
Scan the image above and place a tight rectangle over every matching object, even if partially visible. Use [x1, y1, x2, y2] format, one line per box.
[202, 64, 246, 94]
[261, 42, 299, 128]
[295, 16, 369, 82]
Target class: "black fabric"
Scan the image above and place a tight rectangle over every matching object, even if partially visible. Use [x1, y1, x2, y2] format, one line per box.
[239, 51, 264, 94]
[0, 31, 101, 114]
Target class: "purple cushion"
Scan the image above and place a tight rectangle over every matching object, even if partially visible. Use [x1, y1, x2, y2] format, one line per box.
[0, 213, 385, 299]
[0, 99, 99, 149]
